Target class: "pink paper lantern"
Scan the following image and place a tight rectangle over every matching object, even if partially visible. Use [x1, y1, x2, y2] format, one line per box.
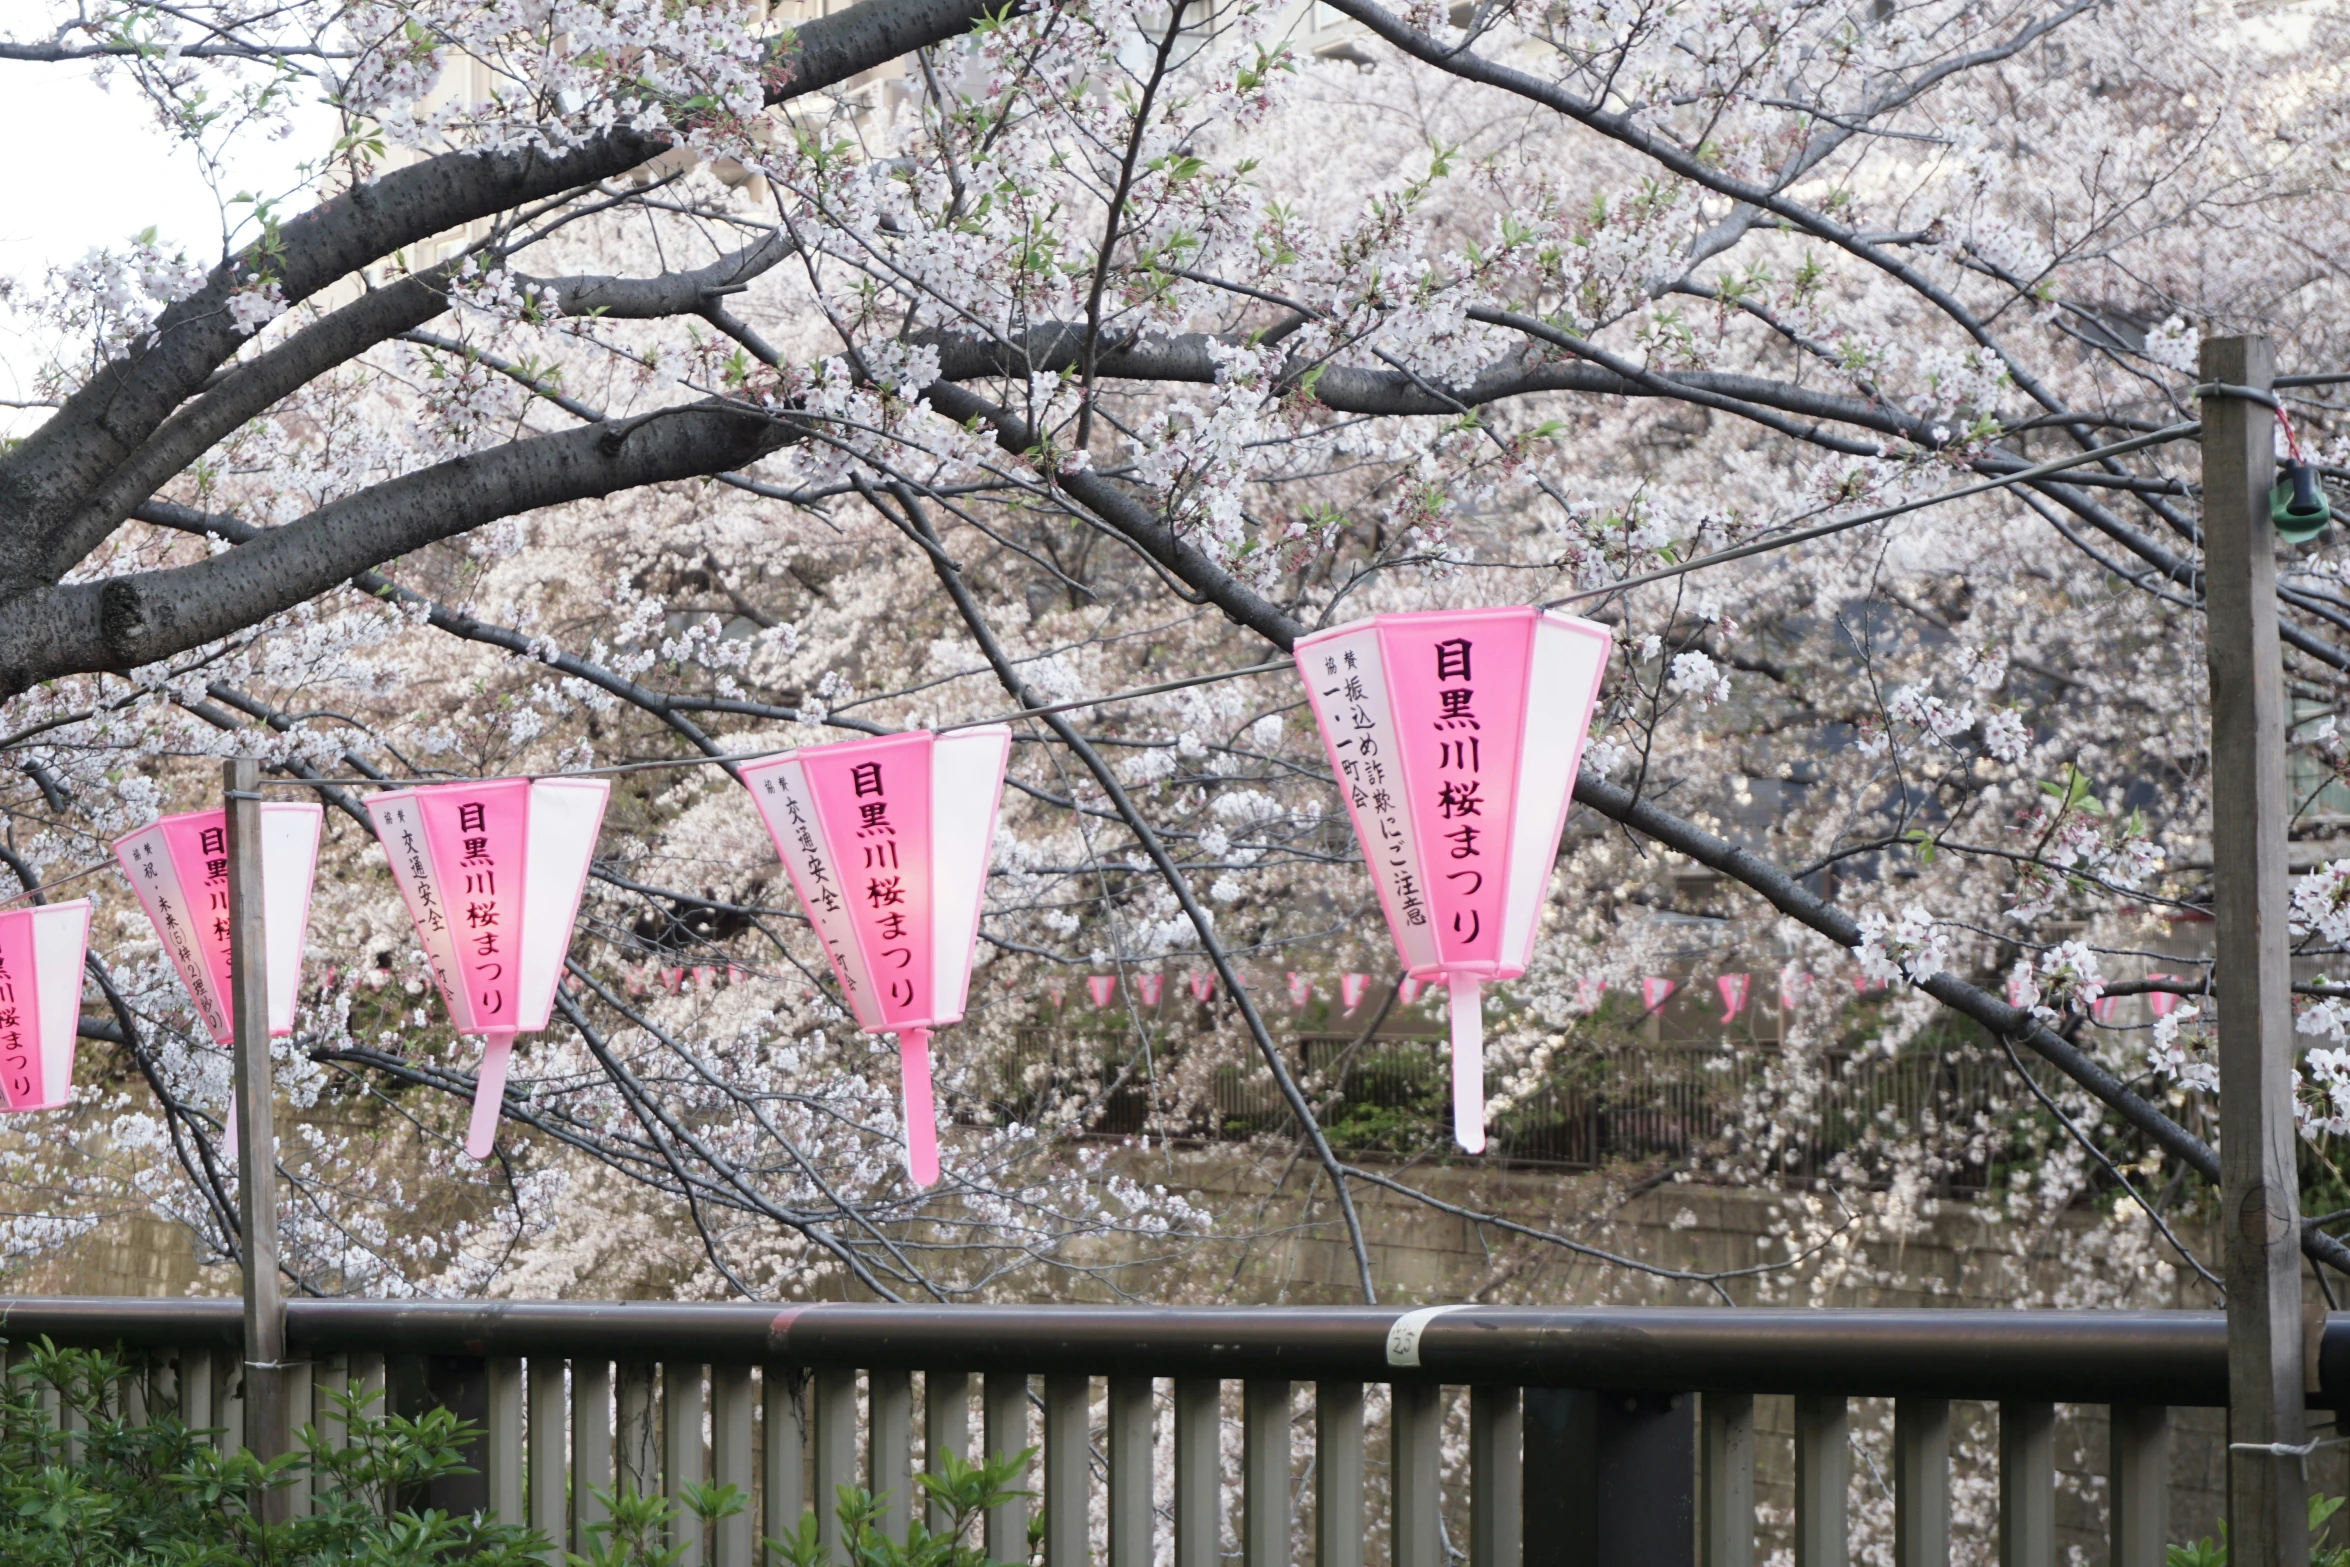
[1716, 973, 1751, 1024]
[366, 778, 610, 1160]
[1339, 973, 1371, 1011]
[1046, 978, 1067, 1009]
[1396, 976, 1425, 1005]
[1286, 971, 1313, 1007]
[1087, 975, 1117, 1008]
[1297, 605, 1612, 1153]
[1135, 973, 1163, 1007]
[2147, 974, 2184, 1019]
[1643, 976, 1677, 1012]
[740, 727, 1010, 1187]
[1186, 970, 1215, 1003]
[0, 900, 93, 1111]
[1574, 976, 1605, 1013]
[114, 804, 323, 1049]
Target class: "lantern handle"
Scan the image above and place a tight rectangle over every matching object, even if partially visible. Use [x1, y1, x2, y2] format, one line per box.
[1448, 974, 1487, 1155]
[466, 1032, 516, 1160]
[900, 1028, 941, 1187]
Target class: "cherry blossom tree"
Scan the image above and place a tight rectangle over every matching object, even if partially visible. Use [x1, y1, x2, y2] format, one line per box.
[0, 0, 2346, 1327]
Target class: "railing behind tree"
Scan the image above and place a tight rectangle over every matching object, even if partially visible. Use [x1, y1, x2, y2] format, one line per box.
[0, 1298, 2310, 1567]
[1004, 1029, 2017, 1185]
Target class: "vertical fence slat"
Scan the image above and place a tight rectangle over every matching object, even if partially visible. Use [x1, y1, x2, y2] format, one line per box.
[1174, 1378, 1219, 1567]
[1701, 1391, 1754, 1567]
[574, 1359, 615, 1556]
[713, 1364, 755, 1567]
[2110, 1404, 2170, 1567]
[312, 1353, 347, 1474]
[666, 1363, 708, 1567]
[927, 1370, 970, 1534]
[284, 1356, 314, 1516]
[1470, 1386, 1522, 1567]
[1997, 1401, 2053, 1567]
[1044, 1374, 1090, 1567]
[1794, 1395, 1848, 1567]
[488, 1357, 525, 1528]
[872, 1369, 915, 1544]
[816, 1367, 859, 1565]
[221, 1351, 244, 1454]
[183, 1347, 216, 1449]
[530, 1357, 568, 1563]
[984, 1373, 1032, 1567]
[1392, 1382, 1442, 1567]
[1243, 1380, 1290, 1567]
[353, 1352, 386, 1421]
[766, 1367, 809, 1547]
[1108, 1376, 1154, 1567]
[1316, 1382, 1364, 1567]
[1894, 1398, 1949, 1567]
[619, 1362, 658, 1500]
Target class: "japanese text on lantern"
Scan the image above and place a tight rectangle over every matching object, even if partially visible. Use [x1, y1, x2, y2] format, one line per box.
[1321, 650, 1427, 928]
[0, 944, 21, 1099]
[852, 761, 917, 1009]
[768, 778, 859, 998]
[457, 800, 507, 1021]
[126, 837, 223, 1036]
[1432, 635, 1482, 940]
[199, 825, 230, 944]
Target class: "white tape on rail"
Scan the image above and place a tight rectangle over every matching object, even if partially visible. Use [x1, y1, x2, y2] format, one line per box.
[1384, 1305, 1470, 1369]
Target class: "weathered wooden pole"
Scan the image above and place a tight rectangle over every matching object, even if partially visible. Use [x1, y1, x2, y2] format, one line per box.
[225, 756, 290, 1515]
[2201, 334, 2308, 1567]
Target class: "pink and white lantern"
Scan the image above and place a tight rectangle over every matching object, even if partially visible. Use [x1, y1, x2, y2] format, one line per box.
[1297, 605, 1612, 1153]
[0, 900, 93, 1111]
[739, 726, 1011, 1188]
[114, 805, 322, 1151]
[365, 778, 610, 1160]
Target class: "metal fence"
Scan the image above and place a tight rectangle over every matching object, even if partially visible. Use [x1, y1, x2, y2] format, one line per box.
[998, 1031, 2020, 1185]
[0, 1296, 2292, 1567]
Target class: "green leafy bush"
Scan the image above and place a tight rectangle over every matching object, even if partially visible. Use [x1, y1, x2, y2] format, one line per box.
[2, 1337, 1035, 1567]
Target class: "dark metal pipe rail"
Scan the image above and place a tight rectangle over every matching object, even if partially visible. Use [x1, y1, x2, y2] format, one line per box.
[0, 1298, 2252, 1403]
[0, 1296, 2313, 1567]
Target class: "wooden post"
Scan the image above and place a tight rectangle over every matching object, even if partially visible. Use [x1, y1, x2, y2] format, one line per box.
[225, 756, 290, 1513]
[2201, 333, 2308, 1567]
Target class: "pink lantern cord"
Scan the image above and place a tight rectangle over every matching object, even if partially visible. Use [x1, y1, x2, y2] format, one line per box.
[900, 1027, 940, 1187]
[1448, 973, 1486, 1155]
[467, 1031, 517, 1159]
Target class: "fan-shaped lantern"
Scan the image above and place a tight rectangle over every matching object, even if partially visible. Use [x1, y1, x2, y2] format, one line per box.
[365, 779, 610, 1159]
[739, 726, 1010, 1187]
[0, 900, 93, 1111]
[114, 805, 323, 1050]
[116, 805, 322, 1154]
[1296, 606, 1612, 1153]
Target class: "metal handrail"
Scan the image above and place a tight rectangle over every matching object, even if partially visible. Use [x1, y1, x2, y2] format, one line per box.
[0, 1297, 2255, 1404]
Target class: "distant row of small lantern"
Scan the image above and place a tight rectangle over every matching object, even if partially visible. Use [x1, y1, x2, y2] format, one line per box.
[0, 607, 1618, 1184]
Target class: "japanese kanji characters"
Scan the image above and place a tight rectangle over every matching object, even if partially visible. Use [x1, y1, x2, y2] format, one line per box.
[0, 900, 92, 1112]
[367, 778, 610, 1159]
[740, 726, 1011, 1187]
[1296, 606, 1613, 1153]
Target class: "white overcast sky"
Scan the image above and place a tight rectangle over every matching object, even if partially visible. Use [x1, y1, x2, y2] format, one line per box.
[0, 58, 336, 430]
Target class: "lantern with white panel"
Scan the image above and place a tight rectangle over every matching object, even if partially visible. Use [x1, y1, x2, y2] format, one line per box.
[365, 778, 610, 1159]
[113, 805, 323, 1152]
[0, 900, 93, 1113]
[1296, 606, 1612, 1153]
[739, 726, 1010, 1187]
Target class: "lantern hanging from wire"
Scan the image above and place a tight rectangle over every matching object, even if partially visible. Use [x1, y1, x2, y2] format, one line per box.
[114, 804, 323, 1152]
[0, 899, 93, 1112]
[366, 778, 610, 1159]
[1296, 606, 1613, 1153]
[739, 726, 1011, 1187]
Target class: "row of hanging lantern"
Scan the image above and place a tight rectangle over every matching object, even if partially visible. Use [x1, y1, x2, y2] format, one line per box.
[3, 605, 1625, 1180]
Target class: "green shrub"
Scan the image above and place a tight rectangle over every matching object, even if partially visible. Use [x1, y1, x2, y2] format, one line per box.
[1, 1337, 1034, 1567]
